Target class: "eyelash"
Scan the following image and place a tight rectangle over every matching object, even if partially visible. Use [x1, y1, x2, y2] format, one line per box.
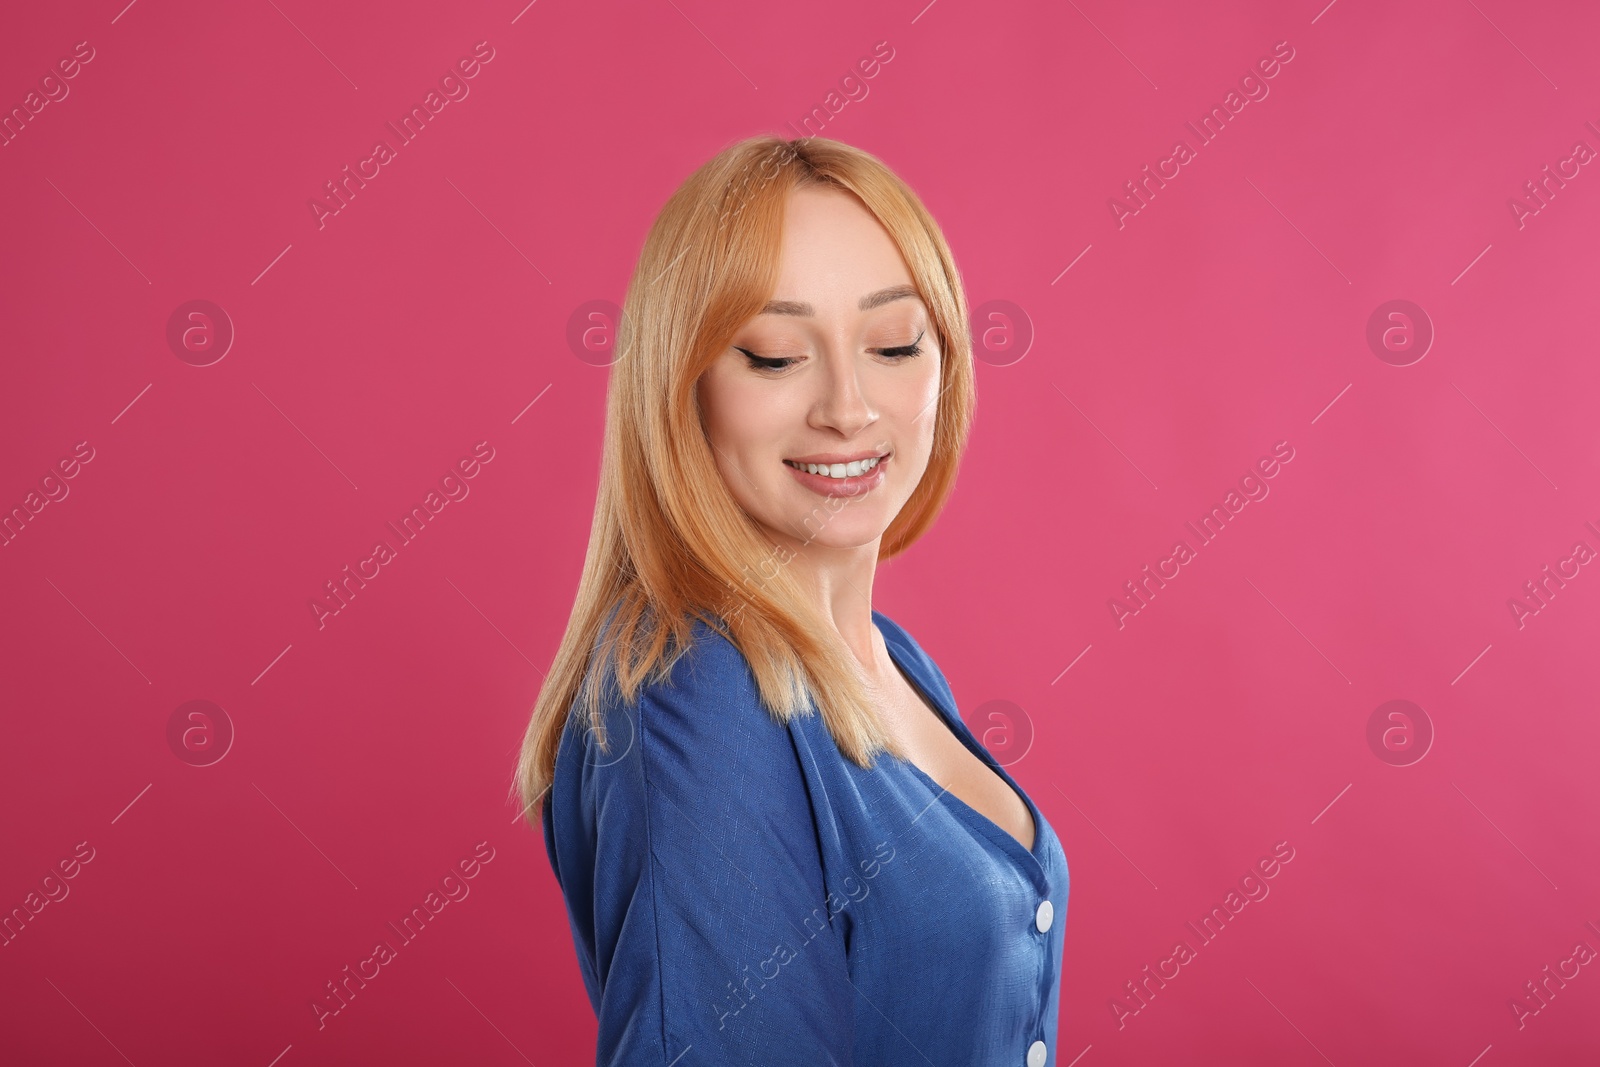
[735, 331, 926, 371]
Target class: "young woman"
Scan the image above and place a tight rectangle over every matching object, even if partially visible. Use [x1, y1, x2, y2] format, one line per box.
[516, 135, 1068, 1066]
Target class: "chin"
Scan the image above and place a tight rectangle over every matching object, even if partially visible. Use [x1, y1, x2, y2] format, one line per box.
[788, 513, 893, 550]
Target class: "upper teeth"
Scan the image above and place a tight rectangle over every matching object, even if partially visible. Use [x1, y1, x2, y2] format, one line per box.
[788, 456, 882, 479]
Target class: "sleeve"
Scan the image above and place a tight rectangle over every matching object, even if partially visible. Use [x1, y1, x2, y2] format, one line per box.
[576, 633, 856, 1066]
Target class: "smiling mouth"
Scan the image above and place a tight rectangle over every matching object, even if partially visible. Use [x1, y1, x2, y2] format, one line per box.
[782, 455, 885, 479]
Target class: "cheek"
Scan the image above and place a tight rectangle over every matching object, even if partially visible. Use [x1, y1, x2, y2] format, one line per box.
[700, 372, 754, 450]
[700, 369, 788, 481]
[887, 358, 941, 441]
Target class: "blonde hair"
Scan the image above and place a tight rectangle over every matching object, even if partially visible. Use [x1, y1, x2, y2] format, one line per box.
[512, 134, 975, 825]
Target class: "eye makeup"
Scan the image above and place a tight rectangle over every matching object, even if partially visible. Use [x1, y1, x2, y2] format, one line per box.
[734, 327, 927, 371]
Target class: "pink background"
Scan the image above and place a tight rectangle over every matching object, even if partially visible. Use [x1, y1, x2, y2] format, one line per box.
[3, 0, 1598, 1063]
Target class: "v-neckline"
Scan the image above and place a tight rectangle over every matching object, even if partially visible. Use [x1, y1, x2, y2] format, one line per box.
[877, 623, 1047, 879]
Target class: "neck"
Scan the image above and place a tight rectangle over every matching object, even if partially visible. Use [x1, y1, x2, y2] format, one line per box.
[778, 537, 883, 668]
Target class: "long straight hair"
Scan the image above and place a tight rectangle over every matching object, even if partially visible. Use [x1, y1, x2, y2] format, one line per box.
[513, 135, 975, 825]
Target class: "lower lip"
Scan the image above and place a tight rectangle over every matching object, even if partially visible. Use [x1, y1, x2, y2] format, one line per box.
[784, 456, 889, 498]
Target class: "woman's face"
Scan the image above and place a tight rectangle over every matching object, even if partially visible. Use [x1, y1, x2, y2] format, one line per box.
[699, 185, 942, 555]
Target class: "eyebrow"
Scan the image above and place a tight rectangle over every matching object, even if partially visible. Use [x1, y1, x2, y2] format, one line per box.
[759, 283, 921, 317]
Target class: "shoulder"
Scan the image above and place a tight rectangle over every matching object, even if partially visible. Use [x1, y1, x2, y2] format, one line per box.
[545, 612, 851, 1061]
[635, 615, 775, 738]
[583, 610, 760, 718]
[873, 608, 962, 722]
[572, 612, 805, 807]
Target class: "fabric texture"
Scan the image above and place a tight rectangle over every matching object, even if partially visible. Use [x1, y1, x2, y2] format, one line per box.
[542, 608, 1069, 1066]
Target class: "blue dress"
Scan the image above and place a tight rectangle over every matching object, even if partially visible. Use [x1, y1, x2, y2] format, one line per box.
[542, 609, 1070, 1066]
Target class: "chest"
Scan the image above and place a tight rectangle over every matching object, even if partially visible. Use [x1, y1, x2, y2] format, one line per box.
[873, 663, 1037, 854]
[785, 693, 1069, 1065]
[792, 696, 1061, 996]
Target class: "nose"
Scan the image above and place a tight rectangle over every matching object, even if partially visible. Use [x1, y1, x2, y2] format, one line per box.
[808, 345, 879, 440]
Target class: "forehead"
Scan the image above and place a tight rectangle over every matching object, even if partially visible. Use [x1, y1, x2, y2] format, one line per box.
[768, 186, 917, 311]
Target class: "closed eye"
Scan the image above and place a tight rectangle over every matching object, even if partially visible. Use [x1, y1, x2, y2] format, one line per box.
[875, 329, 926, 360]
[733, 346, 797, 371]
[734, 328, 926, 370]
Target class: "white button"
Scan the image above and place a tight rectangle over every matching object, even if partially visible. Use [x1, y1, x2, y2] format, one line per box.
[1035, 899, 1053, 933]
[1027, 1039, 1047, 1067]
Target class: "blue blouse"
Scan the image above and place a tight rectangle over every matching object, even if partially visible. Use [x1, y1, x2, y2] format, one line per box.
[543, 609, 1069, 1066]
